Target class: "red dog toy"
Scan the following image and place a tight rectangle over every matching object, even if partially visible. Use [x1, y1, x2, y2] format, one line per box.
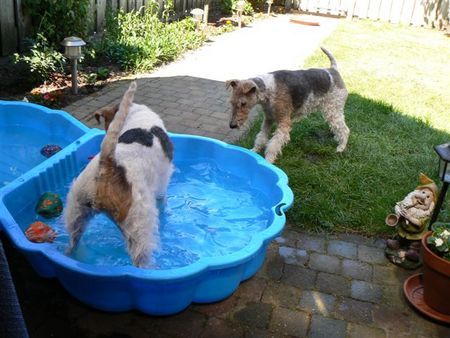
[25, 221, 57, 243]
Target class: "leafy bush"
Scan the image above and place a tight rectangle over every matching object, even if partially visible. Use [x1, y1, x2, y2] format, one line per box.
[221, 0, 254, 15]
[96, 67, 110, 80]
[247, 0, 267, 12]
[99, 8, 207, 72]
[23, 0, 91, 46]
[13, 34, 65, 83]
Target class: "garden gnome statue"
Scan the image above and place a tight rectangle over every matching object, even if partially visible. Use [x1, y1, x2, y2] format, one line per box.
[385, 173, 438, 269]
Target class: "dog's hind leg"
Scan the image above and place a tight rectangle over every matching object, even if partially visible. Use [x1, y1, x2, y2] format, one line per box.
[155, 164, 174, 201]
[252, 116, 274, 153]
[264, 118, 291, 163]
[323, 106, 349, 152]
[120, 198, 160, 268]
[65, 204, 94, 254]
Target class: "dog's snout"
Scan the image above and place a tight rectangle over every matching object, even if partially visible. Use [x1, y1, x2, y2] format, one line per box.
[229, 121, 238, 129]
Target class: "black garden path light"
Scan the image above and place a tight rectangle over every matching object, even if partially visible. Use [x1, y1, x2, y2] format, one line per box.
[429, 142, 450, 229]
[61, 36, 86, 95]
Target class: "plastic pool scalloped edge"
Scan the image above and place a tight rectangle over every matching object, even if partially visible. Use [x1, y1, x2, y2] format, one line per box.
[0, 100, 90, 134]
[0, 104, 294, 316]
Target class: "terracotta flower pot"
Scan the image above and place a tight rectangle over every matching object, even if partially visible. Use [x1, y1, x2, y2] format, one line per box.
[421, 231, 450, 315]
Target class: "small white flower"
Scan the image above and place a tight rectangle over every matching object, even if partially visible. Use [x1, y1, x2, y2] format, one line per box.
[441, 230, 450, 239]
[435, 238, 444, 247]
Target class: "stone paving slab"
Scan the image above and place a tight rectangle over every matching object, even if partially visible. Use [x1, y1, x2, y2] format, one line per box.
[5, 227, 450, 337]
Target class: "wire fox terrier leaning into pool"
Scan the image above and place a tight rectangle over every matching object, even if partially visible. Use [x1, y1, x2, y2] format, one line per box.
[64, 81, 174, 268]
[226, 47, 350, 163]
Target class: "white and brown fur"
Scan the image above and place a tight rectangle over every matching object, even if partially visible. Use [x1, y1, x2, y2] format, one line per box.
[226, 47, 349, 163]
[64, 82, 174, 268]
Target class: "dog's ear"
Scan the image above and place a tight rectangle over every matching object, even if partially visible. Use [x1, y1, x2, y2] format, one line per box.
[225, 79, 239, 90]
[242, 81, 257, 95]
[93, 104, 119, 131]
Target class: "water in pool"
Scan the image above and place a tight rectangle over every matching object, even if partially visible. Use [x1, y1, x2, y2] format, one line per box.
[17, 160, 272, 269]
[0, 125, 68, 187]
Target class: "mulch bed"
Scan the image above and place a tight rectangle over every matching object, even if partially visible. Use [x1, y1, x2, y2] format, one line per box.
[0, 59, 126, 109]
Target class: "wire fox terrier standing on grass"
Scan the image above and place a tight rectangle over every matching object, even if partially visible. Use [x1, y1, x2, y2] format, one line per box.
[226, 47, 350, 163]
[64, 81, 174, 268]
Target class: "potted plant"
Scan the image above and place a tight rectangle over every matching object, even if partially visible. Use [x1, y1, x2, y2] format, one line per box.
[421, 222, 450, 315]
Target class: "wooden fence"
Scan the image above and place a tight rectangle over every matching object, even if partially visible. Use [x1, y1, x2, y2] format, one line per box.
[291, 0, 449, 28]
[1, 0, 449, 56]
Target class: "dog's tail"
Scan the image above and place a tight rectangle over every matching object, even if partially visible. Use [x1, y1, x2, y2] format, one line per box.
[320, 47, 338, 70]
[99, 81, 137, 164]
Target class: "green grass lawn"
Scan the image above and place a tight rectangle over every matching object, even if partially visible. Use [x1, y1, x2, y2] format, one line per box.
[239, 19, 450, 236]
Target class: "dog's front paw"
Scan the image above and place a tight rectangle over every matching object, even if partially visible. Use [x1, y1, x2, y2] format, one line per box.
[336, 144, 346, 152]
[264, 153, 277, 163]
[65, 245, 74, 255]
[251, 147, 261, 153]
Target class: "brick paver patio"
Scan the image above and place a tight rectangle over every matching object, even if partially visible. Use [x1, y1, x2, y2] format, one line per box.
[4, 228, 449, 337]
[3, 13, 450, 337]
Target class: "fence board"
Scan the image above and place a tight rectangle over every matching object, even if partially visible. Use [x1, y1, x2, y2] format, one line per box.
[329, 0, 339, 15]
[119, 0, 127, 10]
[317, 0, 329, 13]
[411, 0, 425, 26]
[15, 0, 25, 52]
[0, 0, 18, 55]
[299, 0, 306, 11]
[346, 0, 357, 18]
[109, 0, 118, 9]
[400, 0, 416, 23]
[358, 0, 370, 18]
[97, 0, 107, 32]
[389, 0, 403, 23]
[368, 0, 382, 19]
[305, 0, 316, 12]
[377, 0, 392, 21]
[328, 0, 340, 15]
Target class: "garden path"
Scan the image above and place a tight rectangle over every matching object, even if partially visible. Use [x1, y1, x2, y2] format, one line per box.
[6, 13, 449, 338]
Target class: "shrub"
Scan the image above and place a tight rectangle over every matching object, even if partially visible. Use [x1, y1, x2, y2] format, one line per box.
[23, 0, 91, 46]
[221, 0, 254, 15]
[96, 67, 110, 80]
[247, 0, 267, 12]
[13, 33, 65, 83]
[99, 8, 207, 72]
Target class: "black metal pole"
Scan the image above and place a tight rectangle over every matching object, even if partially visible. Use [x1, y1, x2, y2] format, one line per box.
[429, 181, 449, 229]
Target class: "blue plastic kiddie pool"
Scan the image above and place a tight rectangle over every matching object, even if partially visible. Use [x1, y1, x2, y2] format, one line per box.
[0, 100, 293, 315]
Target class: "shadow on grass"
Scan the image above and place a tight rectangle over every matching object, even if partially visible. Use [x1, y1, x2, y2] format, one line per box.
[238, 92, 450, 236]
